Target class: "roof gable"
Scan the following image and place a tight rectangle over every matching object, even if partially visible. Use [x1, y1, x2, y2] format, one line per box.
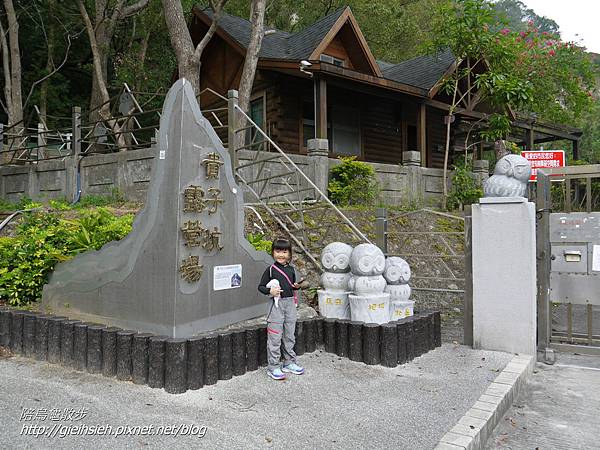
[307, 7, 382, 77]
[193, 6, 381, 76]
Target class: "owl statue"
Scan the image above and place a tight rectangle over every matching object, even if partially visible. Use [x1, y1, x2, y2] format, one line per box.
[321, 242, 353, 273]
[483, 154, 531, 198]
[321, 272, 352, 292]
[318, 242, 353, 319]
[383, 257, 411, 285]
[349, 244, 386, 276]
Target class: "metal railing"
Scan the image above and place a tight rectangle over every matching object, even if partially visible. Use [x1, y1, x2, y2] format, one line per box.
[381, 208, 465, 293]
[228, 91, 370, 269]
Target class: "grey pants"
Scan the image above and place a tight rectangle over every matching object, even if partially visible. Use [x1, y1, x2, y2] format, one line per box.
[266, 296, 297, 371]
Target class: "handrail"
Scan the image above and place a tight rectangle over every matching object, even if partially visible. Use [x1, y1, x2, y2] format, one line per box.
[233, 104, 371, 244]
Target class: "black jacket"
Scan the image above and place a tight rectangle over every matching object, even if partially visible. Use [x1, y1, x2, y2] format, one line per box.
[258, 262, 297, 297]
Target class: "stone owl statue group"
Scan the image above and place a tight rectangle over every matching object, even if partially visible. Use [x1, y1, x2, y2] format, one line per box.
[318, 242, 414, 324]
[483, 154, 532, 198]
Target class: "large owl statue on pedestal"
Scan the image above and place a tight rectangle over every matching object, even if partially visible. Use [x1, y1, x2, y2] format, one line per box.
[483, 154, 531, 198]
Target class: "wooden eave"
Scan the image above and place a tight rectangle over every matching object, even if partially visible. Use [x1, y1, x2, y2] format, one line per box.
[307, 7, 383, 78]
[192, 5, 247, 56]
[258, 60, 429, 98]
[428, 59, 458, 98]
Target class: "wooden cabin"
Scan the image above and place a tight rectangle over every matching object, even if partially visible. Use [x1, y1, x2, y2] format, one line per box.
[190, 6, 582, 168]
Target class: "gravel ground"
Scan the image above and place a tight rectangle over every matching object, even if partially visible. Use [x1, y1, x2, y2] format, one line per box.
[0, 344, 511, 450]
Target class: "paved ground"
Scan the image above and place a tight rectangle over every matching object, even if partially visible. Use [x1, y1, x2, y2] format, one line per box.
[0, 344, 511, 450]
[486, 353, 600, 449]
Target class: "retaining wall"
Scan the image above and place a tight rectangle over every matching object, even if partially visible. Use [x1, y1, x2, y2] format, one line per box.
[0, 147, 464, 207]
[0, 306, 440, 394]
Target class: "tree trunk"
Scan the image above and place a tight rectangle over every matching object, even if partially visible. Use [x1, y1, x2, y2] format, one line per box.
[442, 75, 459, 211]
[1, 0, 23, 164]
[237, 0, 267, 114]
[162, 0, 226, 97]
[39, 0, 56, 127]
[235, 0, 267, 153]
[86, 0, 149, 121]
[3, 0, 23, 129]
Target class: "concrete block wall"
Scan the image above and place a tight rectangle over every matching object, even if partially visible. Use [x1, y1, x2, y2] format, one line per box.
[1, 146, 471, 208]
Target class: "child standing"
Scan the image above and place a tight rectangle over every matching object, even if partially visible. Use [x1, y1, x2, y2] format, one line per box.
[258, 238, 305, 380]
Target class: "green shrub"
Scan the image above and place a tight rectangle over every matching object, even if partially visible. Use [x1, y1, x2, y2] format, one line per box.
[447, 160, 483, 211]
[64, 208, 134, 252]
[0, 208, 133, 306]
[328, 156, 379, 206]
[0, 196, 41, 212]
[247, 233, 273, 253]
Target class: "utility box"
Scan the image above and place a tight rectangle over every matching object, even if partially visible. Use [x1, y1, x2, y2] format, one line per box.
[549, 213, 600, 304]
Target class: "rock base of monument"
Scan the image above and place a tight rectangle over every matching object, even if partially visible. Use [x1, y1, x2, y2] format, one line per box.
[0, 306, 440, 394]
[317, 290, 351, 319]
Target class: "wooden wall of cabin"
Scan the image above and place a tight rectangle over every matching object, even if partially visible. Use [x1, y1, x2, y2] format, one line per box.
[360, 94, 403, 164]
[427, 108, 447, 169]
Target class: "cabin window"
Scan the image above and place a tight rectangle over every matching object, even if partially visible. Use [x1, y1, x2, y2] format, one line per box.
[250, 96, 265, 129]
[331, 105, 360, 156]
[248, 95, 265, 144]
[319, 54, 345, 67]
[302, 100, 330, 148]
[407, 125, 417, 151]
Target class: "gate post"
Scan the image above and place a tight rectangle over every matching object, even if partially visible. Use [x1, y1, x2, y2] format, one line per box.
[471, 197, 537, 355]
[375, 207, 388, 255]
[463, 204, 473, 346]
[227, 90, 239, 170]
[536, 170, 552, 354]
[67, 107, 82, 202]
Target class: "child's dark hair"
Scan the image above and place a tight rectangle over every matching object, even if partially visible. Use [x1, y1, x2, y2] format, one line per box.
[271, 237, 292, 257]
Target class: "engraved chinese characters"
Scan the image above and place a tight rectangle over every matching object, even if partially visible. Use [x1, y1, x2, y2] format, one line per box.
[179, 152, 225, 283]
[317, 242, 353, 319]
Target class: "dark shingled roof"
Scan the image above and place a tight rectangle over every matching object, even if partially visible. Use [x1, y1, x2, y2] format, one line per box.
[380, 50, 455, 90]
[199, 6, 453, 91]
[200, 7, 345, 60]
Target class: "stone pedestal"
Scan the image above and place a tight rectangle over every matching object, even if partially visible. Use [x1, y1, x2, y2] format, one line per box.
[471, 197, 536, 355]
[317, 290, 350, 319]
[307, 138, 329, 195]
[401, 151, 423, 205]
[349, 293, 391, 324]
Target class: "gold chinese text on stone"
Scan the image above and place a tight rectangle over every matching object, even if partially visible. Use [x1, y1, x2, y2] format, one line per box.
[181, 220, 223, 251]
[201, 152, 224, 179]
[182, 186, 223, 214]
[179, 255, 204, 282]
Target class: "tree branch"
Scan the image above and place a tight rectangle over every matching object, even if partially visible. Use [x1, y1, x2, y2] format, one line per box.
[23, 33, 72, 109]
[192, 0, 226, 65]
[122, 0, 149, 18]
[78, 0, 110, 117]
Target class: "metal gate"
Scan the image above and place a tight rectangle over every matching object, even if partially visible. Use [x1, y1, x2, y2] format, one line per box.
[537, 165, 600, 356]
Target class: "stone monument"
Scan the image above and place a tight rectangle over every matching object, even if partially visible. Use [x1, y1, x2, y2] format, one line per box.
[42, 79, 272, 337]
[347, 244, 390, 324]
[317, 242, 353, 319]
[383, 256, 414, 320]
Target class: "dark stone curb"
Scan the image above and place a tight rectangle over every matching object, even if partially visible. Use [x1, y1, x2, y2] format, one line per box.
[0, 308, 441, 394]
